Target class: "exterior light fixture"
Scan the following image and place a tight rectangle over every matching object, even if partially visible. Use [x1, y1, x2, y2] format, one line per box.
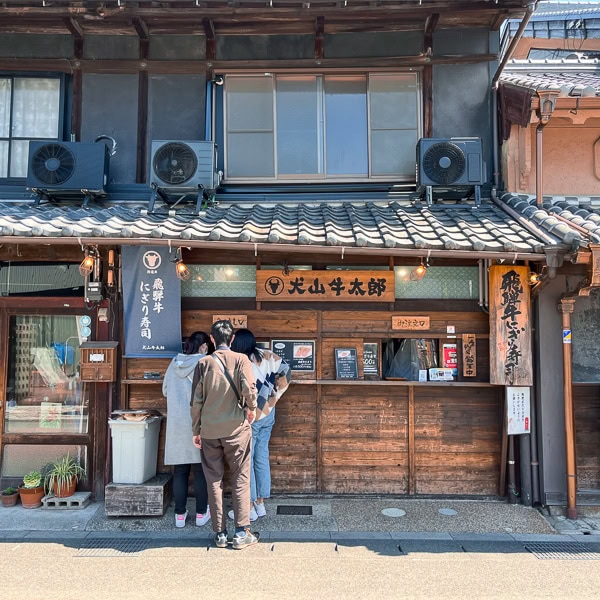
[175, 248, 190, 281]
[410, 259, 428, 281]
[79, 247, 98, 277]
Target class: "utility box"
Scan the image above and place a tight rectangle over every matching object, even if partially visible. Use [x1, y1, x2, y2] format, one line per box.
[108, 412, 161, 484]
[80, 341, 118, 382]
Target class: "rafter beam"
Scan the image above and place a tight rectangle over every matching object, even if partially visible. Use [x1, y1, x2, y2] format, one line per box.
[314, 15, 324, 60]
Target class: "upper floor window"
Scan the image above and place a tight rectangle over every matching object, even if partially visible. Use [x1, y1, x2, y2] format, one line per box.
[0, 76, 62, 178]
[223, 72, 421, 183]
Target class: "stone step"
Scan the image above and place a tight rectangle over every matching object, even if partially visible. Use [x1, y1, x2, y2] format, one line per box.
[41, 491, 91, 510]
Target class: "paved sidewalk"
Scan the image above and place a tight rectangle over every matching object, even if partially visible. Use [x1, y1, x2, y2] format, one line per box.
[0, 496, 599, 543]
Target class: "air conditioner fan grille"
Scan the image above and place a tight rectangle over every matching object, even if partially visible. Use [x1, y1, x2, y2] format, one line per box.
[153, 142, 198, 186]
[31, 143, 75, 185]
[422, 142, 466, 185]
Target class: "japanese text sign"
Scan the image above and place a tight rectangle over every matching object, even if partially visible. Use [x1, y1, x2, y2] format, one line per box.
[462, 333, 477, 377]
[391, 316, 430, 330]
[489, 265, 532, 385]
[122, 245, 182, 358]
[506, 386, 531, 435]
[256, 270, 394, 302]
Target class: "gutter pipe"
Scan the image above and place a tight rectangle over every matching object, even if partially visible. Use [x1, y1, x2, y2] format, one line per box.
[0, 235, 548, 262]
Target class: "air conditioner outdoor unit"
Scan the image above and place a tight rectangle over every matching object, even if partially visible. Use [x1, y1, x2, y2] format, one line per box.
[416, 137, 486, 204]
[149, 140, 220, 212]
[27, 141, 110, 203]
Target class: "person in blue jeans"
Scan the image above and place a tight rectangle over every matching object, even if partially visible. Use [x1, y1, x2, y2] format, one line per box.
[230, 329, 291, 519]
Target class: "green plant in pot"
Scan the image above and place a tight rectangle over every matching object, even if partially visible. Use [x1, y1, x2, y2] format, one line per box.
[1, 486, 19, 507]
[44, 454, 86, 498]
[19, 471, 44, 509]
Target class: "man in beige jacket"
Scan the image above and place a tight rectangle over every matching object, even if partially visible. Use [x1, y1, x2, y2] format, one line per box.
[191, 320, 258, 549]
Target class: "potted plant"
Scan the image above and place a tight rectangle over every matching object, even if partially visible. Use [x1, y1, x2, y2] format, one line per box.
[44, 454, 86, 498]
[18, 471, 44, 509]
[1, 487, 19, 507]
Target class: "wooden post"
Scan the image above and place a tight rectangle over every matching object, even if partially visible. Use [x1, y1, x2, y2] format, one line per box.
[559, 298, 578, 520]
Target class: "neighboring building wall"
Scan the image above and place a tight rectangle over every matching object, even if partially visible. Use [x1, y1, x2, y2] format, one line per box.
[503, 118, 600, 195]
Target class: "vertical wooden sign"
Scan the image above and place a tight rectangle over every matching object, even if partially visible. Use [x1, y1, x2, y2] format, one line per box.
[489, 265, 532, 385]
[462, 334, 477, 377]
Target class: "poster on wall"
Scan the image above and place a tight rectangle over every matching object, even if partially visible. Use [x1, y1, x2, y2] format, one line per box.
[363, 342, 379, 376]
[271, 340, 315, 372]
[335, 348, 359, 380]
[122, 246, 182, 357]
[506, 386, 531, 435]
[489, 265, 532, 385]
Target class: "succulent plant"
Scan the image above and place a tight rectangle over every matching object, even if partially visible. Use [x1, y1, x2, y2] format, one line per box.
[1, 487, 17, 495]
[22, 471, 42, 489]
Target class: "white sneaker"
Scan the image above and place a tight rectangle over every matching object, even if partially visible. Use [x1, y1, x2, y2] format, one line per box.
[228, 506, 258, 522]
[175, 510, 188, 528]
[196, 507, 211, 527]
[254, 502, 266, 518]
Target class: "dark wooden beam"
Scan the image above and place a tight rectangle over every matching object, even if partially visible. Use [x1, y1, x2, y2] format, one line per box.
[424, 12, 439, 39]
[314, 15, 324, 61]
[136, 70, 149, 184]
[133, 17, 149, 60]
[65, 16, 84, 58]
[0, 52, 499, 74]
[203, 18, 216, 62]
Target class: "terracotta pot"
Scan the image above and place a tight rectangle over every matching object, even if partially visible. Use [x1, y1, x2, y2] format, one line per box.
[18, 485, 44, 509]
[53, 477, 77, 498]
[1, 492, 19, 507]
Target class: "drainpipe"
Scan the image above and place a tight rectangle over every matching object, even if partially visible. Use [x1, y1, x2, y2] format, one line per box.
[492, 1, 537, 189]
[535, 89, 560, 207]
[559, 297, 578, 520]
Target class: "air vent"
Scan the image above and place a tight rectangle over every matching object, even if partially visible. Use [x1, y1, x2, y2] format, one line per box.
[152, 142, 198, 186]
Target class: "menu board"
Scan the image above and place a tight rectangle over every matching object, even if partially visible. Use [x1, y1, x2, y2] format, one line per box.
[335, 348, 359, 380]
[363, 342, 379, 376]
[271, 340, 315, 372]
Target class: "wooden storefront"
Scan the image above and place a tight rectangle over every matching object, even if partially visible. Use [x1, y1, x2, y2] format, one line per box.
[122, 304, 504, 497]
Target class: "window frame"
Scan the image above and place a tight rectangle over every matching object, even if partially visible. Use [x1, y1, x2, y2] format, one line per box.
[0, 72, 66, 181]
[221, 69, 422, 184]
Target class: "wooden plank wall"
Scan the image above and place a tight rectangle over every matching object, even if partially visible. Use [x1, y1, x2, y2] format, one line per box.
[119, 308, 502, 496]
[574, 384, 600, 490]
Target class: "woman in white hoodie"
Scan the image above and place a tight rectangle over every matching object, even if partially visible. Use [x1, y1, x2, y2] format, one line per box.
[163, 331, 213, 528]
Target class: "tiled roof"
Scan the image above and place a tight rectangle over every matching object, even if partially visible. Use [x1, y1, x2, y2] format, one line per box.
[0, 199, 560, 256]
[500, 59, 600, 96]
[500, 192, 600, 246]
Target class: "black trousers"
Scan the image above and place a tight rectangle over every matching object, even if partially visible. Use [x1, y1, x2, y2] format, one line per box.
[173, 462, 209, 515]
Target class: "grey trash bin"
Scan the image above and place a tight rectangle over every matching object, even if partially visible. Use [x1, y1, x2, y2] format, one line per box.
[108, 411, 162, 484]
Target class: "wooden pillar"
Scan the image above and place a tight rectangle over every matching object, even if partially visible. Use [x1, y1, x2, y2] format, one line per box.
[559, 297, 577, 519]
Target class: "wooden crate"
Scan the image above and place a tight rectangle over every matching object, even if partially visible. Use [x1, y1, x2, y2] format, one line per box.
[80, 341, 118, 382]
[104, 473, 172, 516]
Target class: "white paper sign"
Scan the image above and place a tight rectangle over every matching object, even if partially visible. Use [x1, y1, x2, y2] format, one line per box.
[506, 386, 531, 435]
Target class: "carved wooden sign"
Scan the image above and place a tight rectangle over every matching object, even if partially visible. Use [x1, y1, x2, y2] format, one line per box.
[489, 265, 532, 386]
[212, 314, 248, 329]
[256, 270, 394, 302]
[462, 333, 477, 377]
[391, 316, 430, 330]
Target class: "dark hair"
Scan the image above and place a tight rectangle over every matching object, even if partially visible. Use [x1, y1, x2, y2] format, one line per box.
[211, 320, 234, 347]
[231, 328, 262, 363]
[183, 331, 212, 355]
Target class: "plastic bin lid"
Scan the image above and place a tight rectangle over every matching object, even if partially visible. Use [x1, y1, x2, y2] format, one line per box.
[109, 409, 161, 422]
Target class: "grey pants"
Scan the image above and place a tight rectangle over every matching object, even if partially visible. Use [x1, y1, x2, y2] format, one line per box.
[201, 425, 252, 533]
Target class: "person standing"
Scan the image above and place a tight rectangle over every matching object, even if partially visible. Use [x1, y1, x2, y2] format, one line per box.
[230, 329, 291, 519]
[191, 320, 259, 550]
[163, 331, 212, 529]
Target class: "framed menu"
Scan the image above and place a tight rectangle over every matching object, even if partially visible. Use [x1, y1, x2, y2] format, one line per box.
[335, 348, 359, 380]
[363, 342, 379, 377]
[271, 340, 315, 372]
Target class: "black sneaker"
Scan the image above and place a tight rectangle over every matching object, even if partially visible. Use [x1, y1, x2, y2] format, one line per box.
[214, 532, 228, 548]
[232, 528, 259, 550]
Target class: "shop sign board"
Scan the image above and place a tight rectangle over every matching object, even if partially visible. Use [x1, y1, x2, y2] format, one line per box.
[257, 270, 394, 302]
[363, 342, 379, 376]
[462, 334, 477, 377]
[391, 316, 430, 330]
[212, 314, 248, 329]
[489, 265, 532, 385]
[335, 348, 359, 380]
[506, 386, 531, 435]
[271, 340, 315, 372]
